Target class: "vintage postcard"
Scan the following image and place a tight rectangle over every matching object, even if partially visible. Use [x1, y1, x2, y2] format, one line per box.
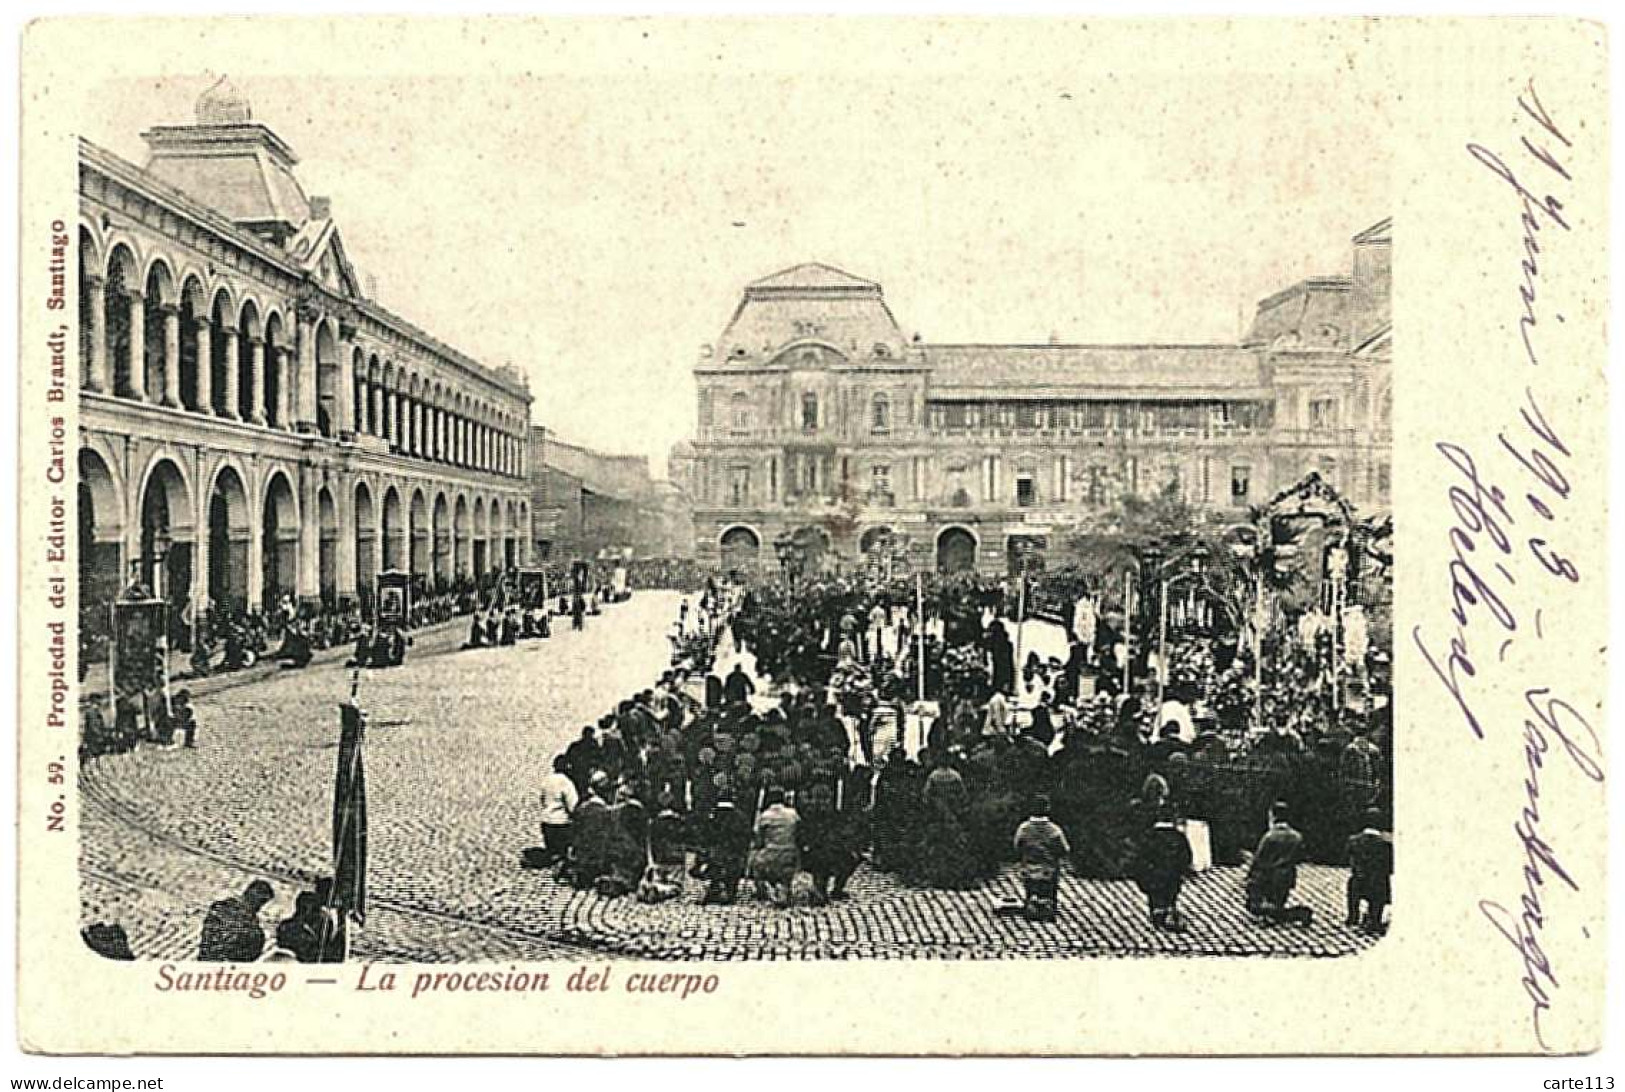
[14, 16, 1609, 1055]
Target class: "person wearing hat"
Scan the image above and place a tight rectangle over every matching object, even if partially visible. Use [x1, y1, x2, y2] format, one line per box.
[1344, 808, 1393, 935]
[702, 787, 753, 905]
[197, 879, 274, 962]
[1246, 801, 1310, 924]
[1135, 807, 1194, 931]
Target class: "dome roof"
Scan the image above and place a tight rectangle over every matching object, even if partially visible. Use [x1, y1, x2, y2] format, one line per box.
[196, 76, 253, 125]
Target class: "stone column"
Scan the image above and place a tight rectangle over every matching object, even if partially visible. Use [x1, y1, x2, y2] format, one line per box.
[125, 289, 147, 400]
[159, 304, 182, 407]
[278, 347, 296, 428]
[244, 496, 263, 611]
[248, 337, 267, 425]
[336, 479, 357, 602]
[337, 329, 356, 439]
[295, 308, 319, 433]
[296, 472, 320, 604]
[83, 275, 107, 392]
[193, 318, 212, 413]
[219, 325, 240, 419]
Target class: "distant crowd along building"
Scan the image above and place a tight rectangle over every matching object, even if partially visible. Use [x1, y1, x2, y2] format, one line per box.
[527, 425, 693, 562]
[676, 221, 1390, 576]
[76, 79, 533, 625]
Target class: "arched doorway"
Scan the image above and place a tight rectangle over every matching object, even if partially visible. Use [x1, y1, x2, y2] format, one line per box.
[409, 489, 430, 577]
[264, 312, 286, 428]
[79, 228, 102, 390]
[318, 487, 339, 606]
[381, 486, 404, 570]
[237, 301, 261, 423]
[78, 449, 124, 663]
[354, 481, 376, 604]
[788, 524, 832, 575]
[261, 471, 298, 608]
[432, 493, 451, 584]
[206, 465, 250, 612]
[316, 319, 340, 437]
[936, 526, 978, 574]
[142, 259, 175, 403]
[104, 245, 140, 399]
[138, 457, 195, 642]
[472, 498, 488, 575]
[719, 525, 760, 575]
[454, 495, 471, 577]
[209, 289, 235, 417]
[178, 275, 207, 411]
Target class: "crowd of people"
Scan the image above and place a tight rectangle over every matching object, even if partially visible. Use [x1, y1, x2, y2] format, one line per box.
[526, 569, 1392, 932]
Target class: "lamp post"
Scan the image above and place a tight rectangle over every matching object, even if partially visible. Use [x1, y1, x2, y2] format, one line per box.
[134, 525, 175, 722]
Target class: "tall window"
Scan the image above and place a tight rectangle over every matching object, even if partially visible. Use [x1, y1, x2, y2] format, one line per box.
[870, 464, 894, 506]
[1231, 465, 1251, 503]
[871, 393, 891, 433]
[1015, 474, 1036, 508]
[728, 465, 752, 507]
[730, 391, 751, 433]
[1309, 397, 1340, 429]
[801, 392, 819, 432]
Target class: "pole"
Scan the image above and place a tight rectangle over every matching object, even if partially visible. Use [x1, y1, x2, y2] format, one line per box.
[915, 571, 925, 702]
[1013, 563, 1027, 700]
[1156, 577, 1169, 711]
[1121, 569, 1133, 697]
[1252, 575, 1264, 733]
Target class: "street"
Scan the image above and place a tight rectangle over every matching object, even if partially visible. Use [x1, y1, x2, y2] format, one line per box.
[81, 590, 1375, 962]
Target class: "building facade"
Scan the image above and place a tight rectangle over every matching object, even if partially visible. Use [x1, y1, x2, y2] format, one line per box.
[76, 81, 533, 624]
[528, 427, 689, 560]
[683, 222, 1391, 575]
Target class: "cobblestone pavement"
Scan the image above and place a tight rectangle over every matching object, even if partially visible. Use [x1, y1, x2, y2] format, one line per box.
[82, 591, 1379, 962]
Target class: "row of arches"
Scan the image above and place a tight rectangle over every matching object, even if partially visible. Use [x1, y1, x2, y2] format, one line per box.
[350, 352, 524, 475]
[81, 231, 299, 427]
[78, 224, 527, 476]
[78, 442, 531, 618]
[715, 523, 981, 576]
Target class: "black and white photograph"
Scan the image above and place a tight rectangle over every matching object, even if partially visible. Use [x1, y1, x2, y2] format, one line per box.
[68, 61, 1395, 967]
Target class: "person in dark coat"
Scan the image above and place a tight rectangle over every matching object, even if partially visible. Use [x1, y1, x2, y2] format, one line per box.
[198, 879, 274, 962]
[1345, 808, 1393, 934]
[569, 776, 617, 891]
[986, 619, 1016, 695]
[797, 780, 855, 905]
[1246, 802, 1310, 924]
[275, 891, 325, 962]
[564, 726, 601, 793]
[919, 751, 976, 889]
[1135, 810, 1194, 931]
[702, 793, 753, 905]
[723, 663, 755, 708]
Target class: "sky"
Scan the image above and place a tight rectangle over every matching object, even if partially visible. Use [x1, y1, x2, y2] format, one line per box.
[87, 63, 1390, 477]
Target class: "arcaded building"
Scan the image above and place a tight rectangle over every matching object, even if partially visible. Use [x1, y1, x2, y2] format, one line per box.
[76, 81, 533, 622]
[681, 221, 1390, 575]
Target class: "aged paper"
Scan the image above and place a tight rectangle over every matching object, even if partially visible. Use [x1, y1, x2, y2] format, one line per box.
[14, 16, 1609, 1055]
